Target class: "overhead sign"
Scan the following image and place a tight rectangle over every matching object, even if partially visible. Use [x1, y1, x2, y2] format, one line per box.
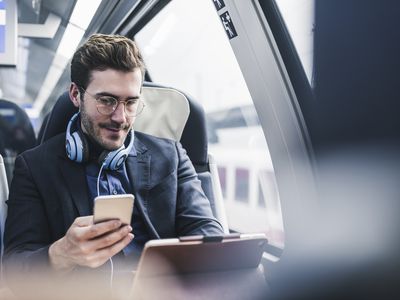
[0, 0, 17, 66]
[0, 0, 5, 53]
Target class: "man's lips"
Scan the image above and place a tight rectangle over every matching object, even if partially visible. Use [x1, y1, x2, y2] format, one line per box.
[99, 122, 129, 131]
[105, 127, 120, 132]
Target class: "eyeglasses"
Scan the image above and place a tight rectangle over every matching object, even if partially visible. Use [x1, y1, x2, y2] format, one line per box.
[80, 87, 145, 117]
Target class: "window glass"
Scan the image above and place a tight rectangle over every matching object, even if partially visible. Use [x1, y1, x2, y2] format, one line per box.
[135, 0, 283, 247]
[258, 181, 266, 208]
[274, 0, 315, 84]
[235, 168, 249, 203]
[217, 166, 227, 198]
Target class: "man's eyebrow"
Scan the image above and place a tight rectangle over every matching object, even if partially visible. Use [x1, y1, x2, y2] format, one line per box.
[95, 91, 140, 100]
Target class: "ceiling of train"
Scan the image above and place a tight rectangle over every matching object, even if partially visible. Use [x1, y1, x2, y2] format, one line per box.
[0, 0, 76, 108]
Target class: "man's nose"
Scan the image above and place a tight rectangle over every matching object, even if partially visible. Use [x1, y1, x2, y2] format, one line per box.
[110, 102, 127, 124]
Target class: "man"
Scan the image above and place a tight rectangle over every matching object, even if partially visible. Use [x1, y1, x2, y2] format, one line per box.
[4, 34, 223, 282]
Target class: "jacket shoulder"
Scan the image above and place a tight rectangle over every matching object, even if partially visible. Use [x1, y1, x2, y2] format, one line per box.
[20, 133, 66, 161]
[134, 131, 176, 144]
[134, 131, 177, 151]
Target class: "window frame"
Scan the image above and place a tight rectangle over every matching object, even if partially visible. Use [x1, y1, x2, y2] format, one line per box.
[111, 0, 319, 258]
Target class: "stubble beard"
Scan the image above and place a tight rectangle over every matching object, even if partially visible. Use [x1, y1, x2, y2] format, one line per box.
[80, 106, 129, 151]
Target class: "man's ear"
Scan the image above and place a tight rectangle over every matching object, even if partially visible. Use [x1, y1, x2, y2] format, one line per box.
[69, 83, 81, 108]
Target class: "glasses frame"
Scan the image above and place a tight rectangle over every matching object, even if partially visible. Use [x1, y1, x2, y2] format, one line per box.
[79, 86, 145, 117]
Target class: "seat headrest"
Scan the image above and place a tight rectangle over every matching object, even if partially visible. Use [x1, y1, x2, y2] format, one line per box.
[38, 92, 78, 145]
[134, 86, 190, 141]
[39, 82, 208, 166]
[0, 99, 36, 153]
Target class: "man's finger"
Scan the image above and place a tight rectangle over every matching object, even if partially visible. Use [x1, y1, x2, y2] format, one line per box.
[80, 233, 133, 269]
[86, 225, 132, 250]
[97, 233, 134, 261]
[73, 216, 94, 227]
[74, 219, 122, 240]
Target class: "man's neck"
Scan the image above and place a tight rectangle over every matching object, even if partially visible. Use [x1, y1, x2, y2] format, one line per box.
[84, 133, 104, 161]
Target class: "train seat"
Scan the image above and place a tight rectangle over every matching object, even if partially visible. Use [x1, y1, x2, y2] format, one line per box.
[0, 99, 36, 183]
[0, 154, 9, 281]
[38, 82, 229, 233]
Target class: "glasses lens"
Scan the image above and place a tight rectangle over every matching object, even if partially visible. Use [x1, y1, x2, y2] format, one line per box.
[96, 97, 145, 117]
[96, 96, 117, 115]
[125, 100, 145, 117]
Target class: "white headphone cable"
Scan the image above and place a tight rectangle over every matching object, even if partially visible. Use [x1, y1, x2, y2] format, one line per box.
[96, 163, 115, 291]
[96, 163, 106, 198]
[109, 256, 114, 290]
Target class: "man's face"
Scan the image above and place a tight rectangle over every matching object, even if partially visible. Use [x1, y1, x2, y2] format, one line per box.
[72, 68, 142, 151]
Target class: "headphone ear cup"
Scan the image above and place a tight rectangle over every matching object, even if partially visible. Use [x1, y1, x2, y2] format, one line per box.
[71, 132, 84, 162]
[98, 131, 134, 170]
[65, 112, 90, 163]
[100, 149, 129, 170]
[66, 133, 76, 161]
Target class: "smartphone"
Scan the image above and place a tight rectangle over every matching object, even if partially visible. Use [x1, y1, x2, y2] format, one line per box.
[93, 194, 135, 225]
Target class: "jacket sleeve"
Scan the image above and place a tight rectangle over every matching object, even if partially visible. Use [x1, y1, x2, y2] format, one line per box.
[3, 154, 52, 277]
[174, 141, 224, 236]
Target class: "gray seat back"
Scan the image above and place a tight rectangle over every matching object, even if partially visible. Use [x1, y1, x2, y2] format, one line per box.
[0, 155, 9, 279]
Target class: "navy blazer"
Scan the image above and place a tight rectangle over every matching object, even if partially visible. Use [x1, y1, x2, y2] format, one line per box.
[3, 131, 223, 272]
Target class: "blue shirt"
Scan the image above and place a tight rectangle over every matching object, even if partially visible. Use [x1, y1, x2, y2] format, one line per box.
[85, 143, 150, 258]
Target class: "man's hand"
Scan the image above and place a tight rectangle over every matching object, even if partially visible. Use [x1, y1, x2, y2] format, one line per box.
[48, 216, 133, 271]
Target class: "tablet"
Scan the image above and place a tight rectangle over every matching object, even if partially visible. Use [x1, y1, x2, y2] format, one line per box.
[135, 233, 268, 277]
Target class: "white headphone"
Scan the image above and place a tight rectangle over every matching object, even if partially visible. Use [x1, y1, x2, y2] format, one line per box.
[65, 112, 134, 170]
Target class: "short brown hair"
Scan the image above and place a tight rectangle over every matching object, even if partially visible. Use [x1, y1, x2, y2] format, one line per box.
[71, 34, 145, 90]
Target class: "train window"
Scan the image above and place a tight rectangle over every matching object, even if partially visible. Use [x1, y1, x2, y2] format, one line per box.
[274, 0, 315, 83]
[258, 181, 266, 208]
[235, 168, 249, 203]
[217, 166, 227, 198]
[135, 0, 284, 246]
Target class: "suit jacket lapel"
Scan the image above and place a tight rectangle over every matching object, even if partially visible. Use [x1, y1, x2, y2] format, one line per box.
[59, 156, 91, 217]
[126, 136, 160, 239]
